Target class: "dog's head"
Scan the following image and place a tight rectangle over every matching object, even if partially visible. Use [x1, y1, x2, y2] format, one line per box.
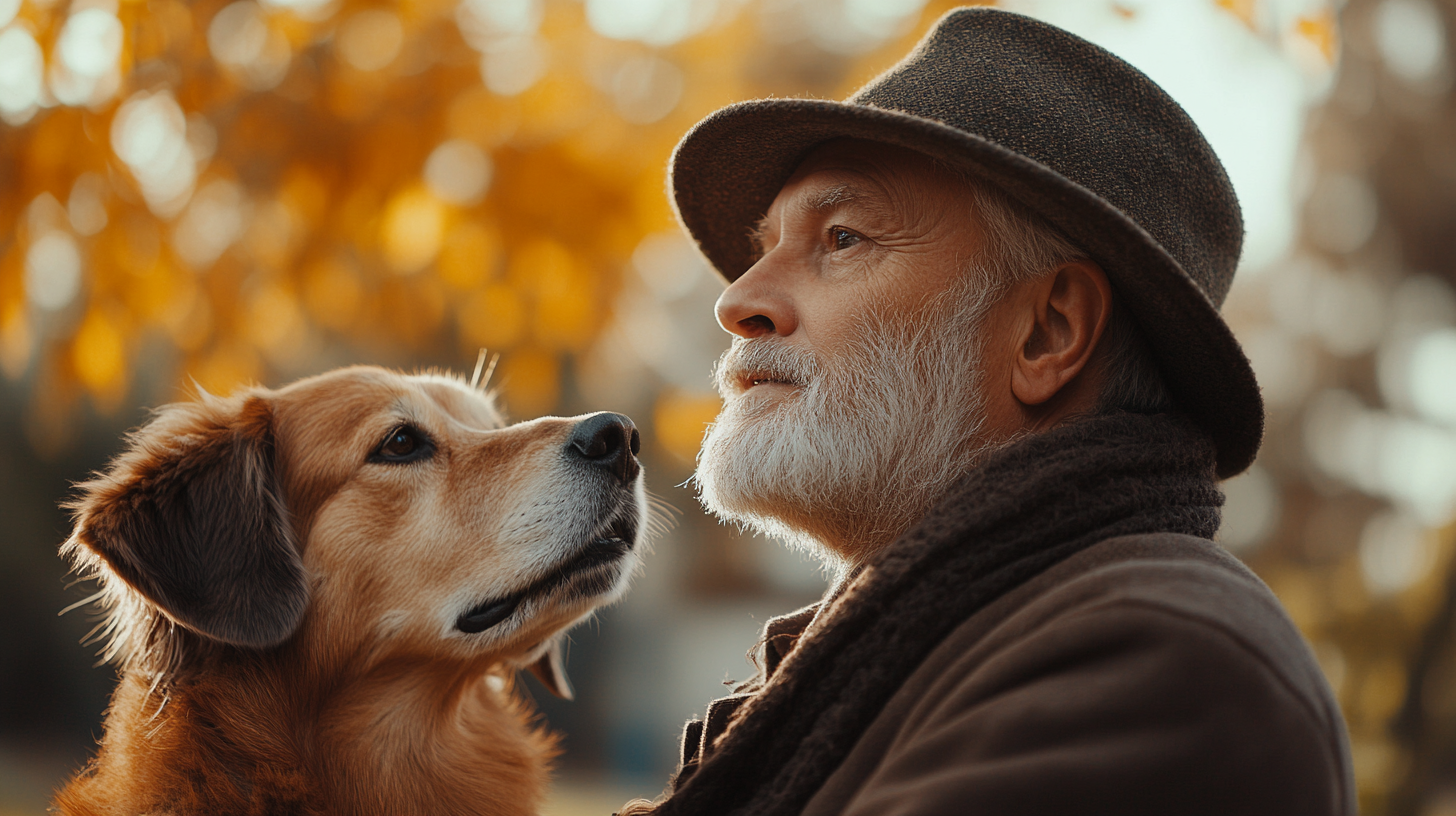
[64, 365, 647, 698]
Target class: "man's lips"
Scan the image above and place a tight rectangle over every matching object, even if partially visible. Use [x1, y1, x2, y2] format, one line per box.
[736, 372, 799, 392]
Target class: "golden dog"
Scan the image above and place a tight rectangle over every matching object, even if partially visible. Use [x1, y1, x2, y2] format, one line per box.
[54, 365, 647, 815]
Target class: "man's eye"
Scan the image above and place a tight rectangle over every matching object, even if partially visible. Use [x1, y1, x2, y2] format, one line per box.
[829, 226, 862, 251]
[370, 425, 434, 464]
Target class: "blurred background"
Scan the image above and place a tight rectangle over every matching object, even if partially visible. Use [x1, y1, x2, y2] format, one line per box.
[0, 0, 1451, 812]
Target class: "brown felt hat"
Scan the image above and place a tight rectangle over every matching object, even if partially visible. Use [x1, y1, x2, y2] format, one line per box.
[669, 7, 1263, 479]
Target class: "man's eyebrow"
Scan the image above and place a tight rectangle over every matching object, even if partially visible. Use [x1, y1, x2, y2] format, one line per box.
[809, 184, 860, 211]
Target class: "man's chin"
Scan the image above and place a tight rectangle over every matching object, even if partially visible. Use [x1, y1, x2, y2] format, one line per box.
[693, 477, 832, 556]
[695, 426, 840, 556]
[696, 427, 787, 523]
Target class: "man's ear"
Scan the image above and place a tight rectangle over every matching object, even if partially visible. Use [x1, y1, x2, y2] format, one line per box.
[1011, 259, 1112, 407]
[66, 394, 307, 649]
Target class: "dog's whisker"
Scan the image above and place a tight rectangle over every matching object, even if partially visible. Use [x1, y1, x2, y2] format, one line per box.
[642, 496, 677, 543]
[644, 515, 672, 543]
[644, 493, 680, 538]
[645, 491, 681, 517]
[470, 348, 489, 390]
[480, 353, 500, 393]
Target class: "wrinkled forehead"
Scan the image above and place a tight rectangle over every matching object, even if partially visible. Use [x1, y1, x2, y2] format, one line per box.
[771, 146, 894, 218]
[764, 138, 970, 228]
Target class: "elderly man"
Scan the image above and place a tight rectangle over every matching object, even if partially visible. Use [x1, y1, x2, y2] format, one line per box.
[624, 8, 1353, 816]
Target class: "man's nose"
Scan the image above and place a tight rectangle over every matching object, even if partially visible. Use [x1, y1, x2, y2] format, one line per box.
[714, 261, 798, 338]
[566, 412, 641, 484]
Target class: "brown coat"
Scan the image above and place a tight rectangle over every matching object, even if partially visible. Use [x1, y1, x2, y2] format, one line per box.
[677, 535, 1353, 815]
[811, 533, 1352, 814]
[653, 415, 1353, 816]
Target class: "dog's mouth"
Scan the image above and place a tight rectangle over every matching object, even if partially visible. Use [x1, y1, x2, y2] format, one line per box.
[455, 514, 638, 635]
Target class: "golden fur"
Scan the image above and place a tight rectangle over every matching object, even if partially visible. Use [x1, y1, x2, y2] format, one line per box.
[55, 366, 648, 815]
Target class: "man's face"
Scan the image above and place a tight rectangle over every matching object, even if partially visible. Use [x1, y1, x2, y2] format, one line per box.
[714, 139, 992, 369]
[694, 140, 1013, 563]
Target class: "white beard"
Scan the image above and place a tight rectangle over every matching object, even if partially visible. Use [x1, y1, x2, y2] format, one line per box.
[693, 273, 1003, 566]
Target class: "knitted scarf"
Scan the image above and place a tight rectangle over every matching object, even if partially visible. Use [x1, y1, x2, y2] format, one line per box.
[634, 411, 1222, 816]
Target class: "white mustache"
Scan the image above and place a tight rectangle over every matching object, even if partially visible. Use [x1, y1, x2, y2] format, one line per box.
[714, 338, 821, 396]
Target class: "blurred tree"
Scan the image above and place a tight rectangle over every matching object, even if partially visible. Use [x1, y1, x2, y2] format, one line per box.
[0, 0, 719, 448]
[1215, 1, 1456, 813]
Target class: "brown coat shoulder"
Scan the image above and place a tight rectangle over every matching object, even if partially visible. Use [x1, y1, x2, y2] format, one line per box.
[802, 533, 1355, 816]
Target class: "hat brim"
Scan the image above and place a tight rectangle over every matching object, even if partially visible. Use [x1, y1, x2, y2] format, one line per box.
[670, 98, 1263, 479]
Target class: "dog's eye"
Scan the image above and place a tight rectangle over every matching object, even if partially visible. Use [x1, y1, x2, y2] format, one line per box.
[370, 425, 434, 464]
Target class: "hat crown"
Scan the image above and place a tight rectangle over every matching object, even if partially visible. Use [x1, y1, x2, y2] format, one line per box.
[851, 8, 1243, 306]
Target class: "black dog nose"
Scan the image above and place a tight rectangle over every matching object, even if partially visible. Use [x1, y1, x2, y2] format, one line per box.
[567, 412, 640, 484]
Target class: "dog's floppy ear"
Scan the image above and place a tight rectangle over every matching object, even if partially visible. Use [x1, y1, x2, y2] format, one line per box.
[69, 394, 307, 649]
[528, 638, 574, 700]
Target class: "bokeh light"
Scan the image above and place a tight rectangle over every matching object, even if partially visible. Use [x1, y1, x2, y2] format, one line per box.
[0, 26, 44, 124]
[25, 231, 83, 312]
[1374, 0, 1447, 83]
[424, 139, 493, 204]
[110, 90, 199, 217]
[337, 9, 404, 72]
[53, 8, 123, 105]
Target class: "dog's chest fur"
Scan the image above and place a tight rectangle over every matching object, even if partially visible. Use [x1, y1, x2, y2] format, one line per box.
[55, 659, 554, 816]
